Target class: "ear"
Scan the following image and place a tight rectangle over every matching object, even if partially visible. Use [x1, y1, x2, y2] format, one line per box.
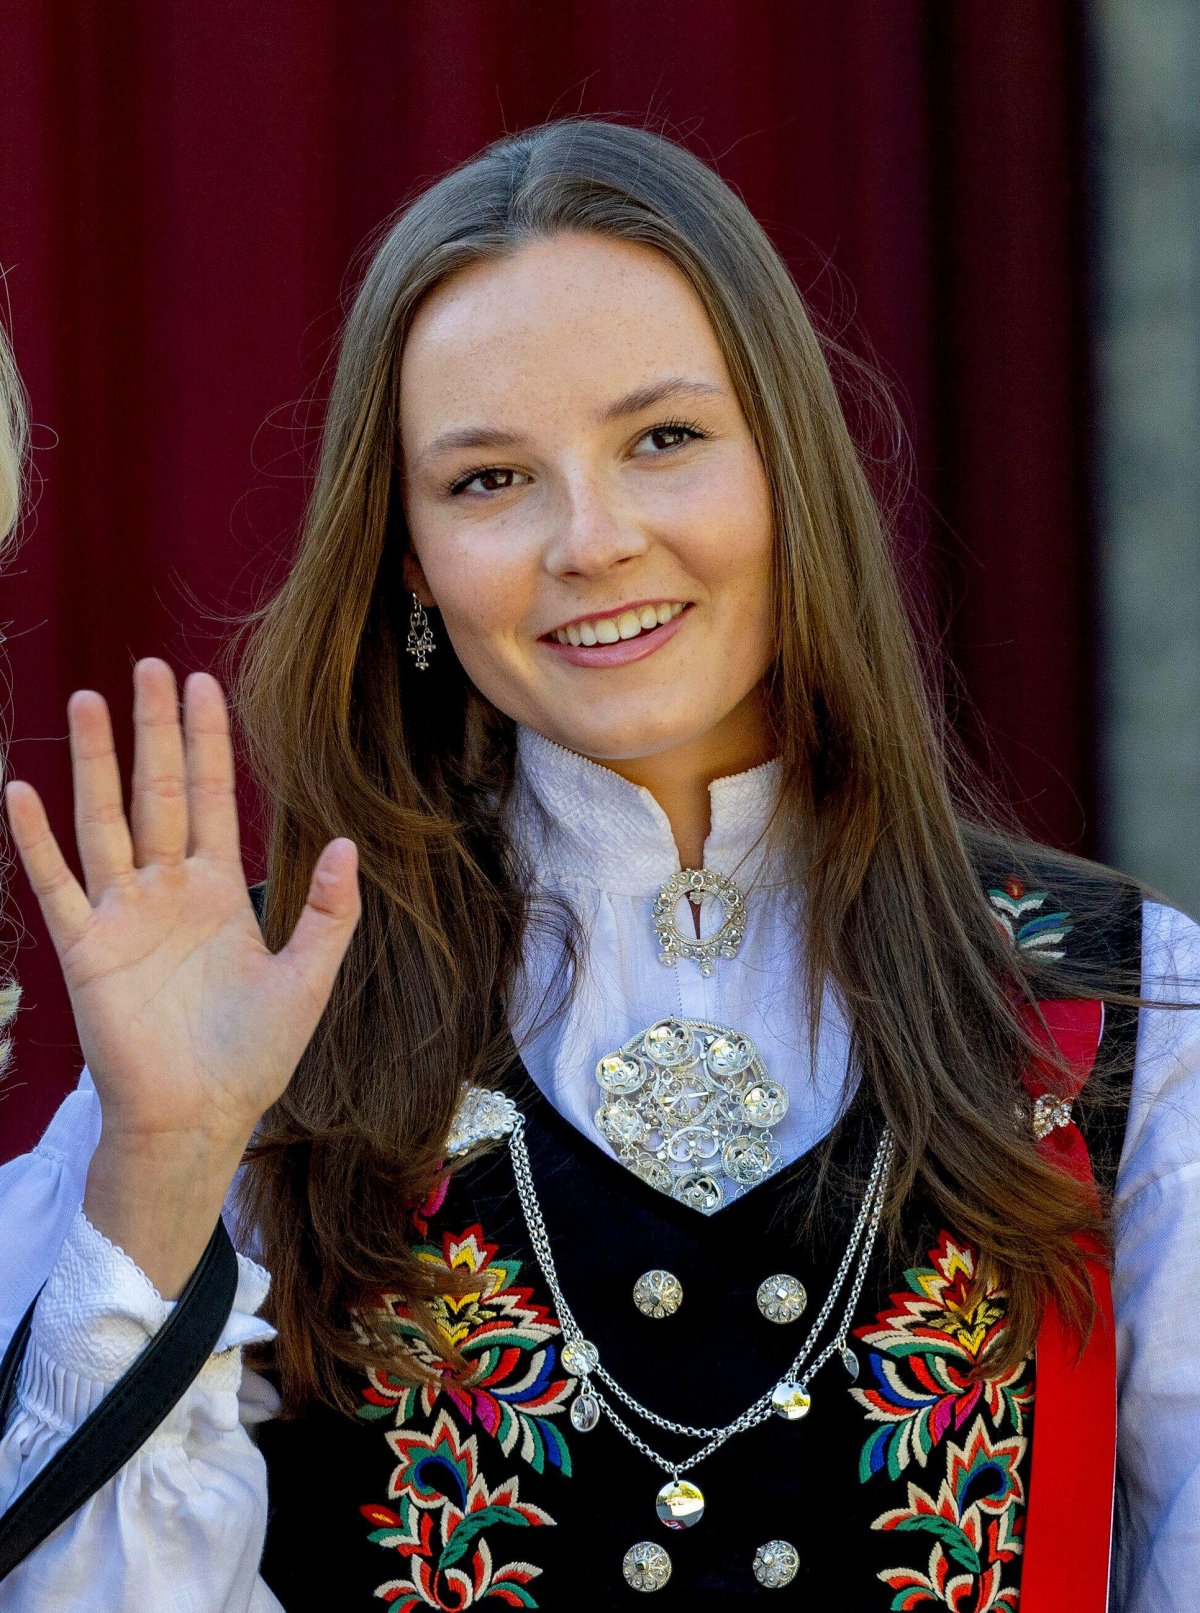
[402, 548, 436, 608]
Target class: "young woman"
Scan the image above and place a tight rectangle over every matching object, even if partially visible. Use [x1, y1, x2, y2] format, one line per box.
[0, 118, 1196, 1612]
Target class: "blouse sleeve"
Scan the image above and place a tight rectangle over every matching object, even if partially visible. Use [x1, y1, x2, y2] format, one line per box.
[0, 1067, 285, 1612]
[1112, 900, 1200, 1612]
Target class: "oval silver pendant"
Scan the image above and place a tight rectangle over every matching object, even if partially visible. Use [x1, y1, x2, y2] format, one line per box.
[771, 1381, 812, 1420]
[752, 1539, 800, 1588]
[757, 1273, 808, 1324]
[623, 1540, 672, 1591]
[840, 1343, 860, 1381]
[570, 1390, 600, 1432]
[655, 1477, 705, 1530]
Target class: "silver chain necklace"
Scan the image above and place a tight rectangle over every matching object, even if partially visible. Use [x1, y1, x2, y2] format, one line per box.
[504, 1108, 894, 1530]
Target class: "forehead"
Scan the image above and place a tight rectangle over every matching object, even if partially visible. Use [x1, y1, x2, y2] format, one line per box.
[398, 233, 730, 439]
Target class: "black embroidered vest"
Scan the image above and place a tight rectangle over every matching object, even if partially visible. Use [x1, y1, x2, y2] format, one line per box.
[251, 861, 1142, 1610]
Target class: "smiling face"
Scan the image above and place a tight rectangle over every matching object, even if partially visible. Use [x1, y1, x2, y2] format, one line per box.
[398, 232, 777, 774]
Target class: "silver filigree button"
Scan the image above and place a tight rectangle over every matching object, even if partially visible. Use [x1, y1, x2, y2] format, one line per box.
[757, 1273, 808, 1323]
[753, 1539, 800, 1588]
[623, 1540, 672, 1591]
[633, 1269, 683, 1318]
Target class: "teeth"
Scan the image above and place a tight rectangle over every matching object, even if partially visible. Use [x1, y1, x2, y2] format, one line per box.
[552, 602, 685, 648]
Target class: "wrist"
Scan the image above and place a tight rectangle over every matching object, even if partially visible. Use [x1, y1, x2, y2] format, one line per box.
[83, 1131, 247, 1300]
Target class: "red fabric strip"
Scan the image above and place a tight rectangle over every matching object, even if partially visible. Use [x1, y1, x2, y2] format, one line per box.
[1017, 998, 1115, 1611]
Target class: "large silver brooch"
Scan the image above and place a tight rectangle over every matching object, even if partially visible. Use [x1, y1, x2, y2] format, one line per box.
[594, 1017, 787, 1213]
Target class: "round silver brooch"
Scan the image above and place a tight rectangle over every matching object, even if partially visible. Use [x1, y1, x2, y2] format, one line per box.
[633, 1269, 683, 1318]
[756, 1273, 808, 1324]
[652, 868, 746, 975]
[752, 1539, 800, 1588]
[623, 1540, 672, 1592]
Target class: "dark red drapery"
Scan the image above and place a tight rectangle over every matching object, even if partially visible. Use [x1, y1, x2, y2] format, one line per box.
[0, 0, 1095, 1153]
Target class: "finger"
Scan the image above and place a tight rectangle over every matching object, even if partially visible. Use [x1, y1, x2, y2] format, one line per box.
[4, 780, 93, 949]
[274, 839, 361, 1007]
[183, 672, 241, 863]
[129, 659, 188, 868]
[68, 689, 136, 901]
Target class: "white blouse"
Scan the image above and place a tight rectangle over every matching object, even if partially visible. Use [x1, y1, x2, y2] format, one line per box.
[1, 725, 1199, 1612]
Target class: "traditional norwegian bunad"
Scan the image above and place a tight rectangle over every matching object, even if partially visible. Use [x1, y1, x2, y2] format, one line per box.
[251, 853, 1140, 1612]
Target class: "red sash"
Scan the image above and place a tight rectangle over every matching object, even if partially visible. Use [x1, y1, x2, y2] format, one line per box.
[1017, 998, 1115, 1611]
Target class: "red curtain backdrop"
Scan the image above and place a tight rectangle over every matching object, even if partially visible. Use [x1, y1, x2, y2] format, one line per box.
[0, 1, 1095, 1153]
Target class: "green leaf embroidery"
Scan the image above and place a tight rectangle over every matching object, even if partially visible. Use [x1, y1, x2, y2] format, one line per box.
[438, 1504, 530, 1571]
[893, 1515, 981, 1574]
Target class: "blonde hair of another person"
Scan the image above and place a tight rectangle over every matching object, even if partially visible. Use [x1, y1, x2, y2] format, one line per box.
[0, 318, 28, 1073]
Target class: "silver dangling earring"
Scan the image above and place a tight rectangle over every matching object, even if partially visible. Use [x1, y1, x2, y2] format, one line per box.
[406, 592, 435, 670]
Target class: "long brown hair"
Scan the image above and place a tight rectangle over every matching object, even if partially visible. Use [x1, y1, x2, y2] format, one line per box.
[233, 116, 1143, 1416]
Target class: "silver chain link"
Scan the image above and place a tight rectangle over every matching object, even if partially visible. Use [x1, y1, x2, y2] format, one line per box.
[506, 1115, 894, 1479]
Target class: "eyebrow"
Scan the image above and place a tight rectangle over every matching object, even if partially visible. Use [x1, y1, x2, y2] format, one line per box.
[412, 377, 727, 469]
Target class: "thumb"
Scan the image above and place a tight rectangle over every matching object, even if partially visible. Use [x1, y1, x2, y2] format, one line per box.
[275, 838, 361, 1000]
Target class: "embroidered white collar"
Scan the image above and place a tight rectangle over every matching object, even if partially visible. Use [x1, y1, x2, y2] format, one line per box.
[509, 724, 788, 896]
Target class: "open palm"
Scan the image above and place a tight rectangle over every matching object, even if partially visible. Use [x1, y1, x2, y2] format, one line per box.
[4, 658, 360, 1154]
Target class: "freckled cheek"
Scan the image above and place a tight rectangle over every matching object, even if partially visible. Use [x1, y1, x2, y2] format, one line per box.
[424, 540, 542, 660]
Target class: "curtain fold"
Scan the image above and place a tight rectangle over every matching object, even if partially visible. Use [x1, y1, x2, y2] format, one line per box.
[0, 0, 1094, 1151]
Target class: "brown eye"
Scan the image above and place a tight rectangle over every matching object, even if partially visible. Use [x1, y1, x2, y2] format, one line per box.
[447, 466, 527, 497]
[637, 418, 706, 455]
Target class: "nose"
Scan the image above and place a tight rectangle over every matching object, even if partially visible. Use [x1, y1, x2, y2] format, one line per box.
[542, 478, 650, 579]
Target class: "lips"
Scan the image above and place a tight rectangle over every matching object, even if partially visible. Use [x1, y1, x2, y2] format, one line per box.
[541, 600, 692, 667]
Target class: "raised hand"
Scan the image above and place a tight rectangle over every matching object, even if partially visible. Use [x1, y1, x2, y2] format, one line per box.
[3, 658, 360, 1293]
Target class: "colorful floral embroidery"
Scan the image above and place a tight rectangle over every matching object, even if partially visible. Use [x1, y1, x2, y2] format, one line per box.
[358, 1223, 575, 1476]
[358, 1212, 573, 1606]
[362, 1409, 554, 1609]
[873, 1422, 1025, 1613]
[987, 879, 1073, 960]
[853, 1232, 1032, 1609]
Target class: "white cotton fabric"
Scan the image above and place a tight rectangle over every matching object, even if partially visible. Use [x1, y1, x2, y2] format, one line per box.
[0, 723, 1198, 1611]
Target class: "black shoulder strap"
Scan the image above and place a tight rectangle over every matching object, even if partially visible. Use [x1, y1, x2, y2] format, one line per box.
[0, 1217, 238, 1583]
